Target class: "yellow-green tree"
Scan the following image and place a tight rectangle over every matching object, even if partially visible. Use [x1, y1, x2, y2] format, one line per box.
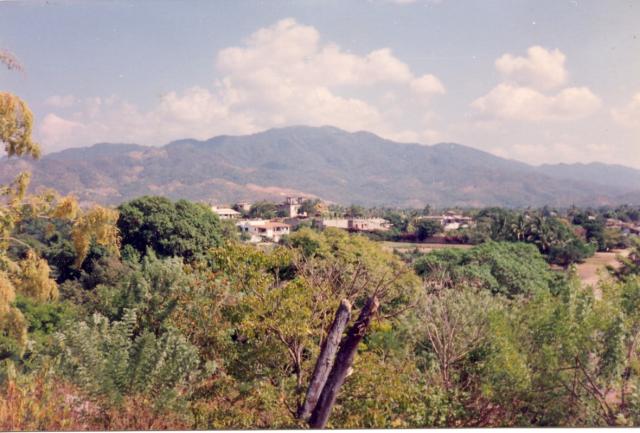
[0, 50, 120, 361]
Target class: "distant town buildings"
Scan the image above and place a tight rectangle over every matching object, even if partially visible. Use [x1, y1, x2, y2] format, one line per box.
[606, 218, 640, 235]
[215, 196, 478, 244]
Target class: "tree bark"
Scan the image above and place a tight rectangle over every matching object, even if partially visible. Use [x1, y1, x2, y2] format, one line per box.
[298, 299, 352, 421]
[308, 295, 380, 429]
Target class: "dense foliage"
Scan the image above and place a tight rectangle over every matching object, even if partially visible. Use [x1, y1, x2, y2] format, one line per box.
[2, 200, 640, 428]
[117, 196, 223, 262]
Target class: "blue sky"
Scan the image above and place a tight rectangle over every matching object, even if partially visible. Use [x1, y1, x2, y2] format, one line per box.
[1, 0, 639, 167]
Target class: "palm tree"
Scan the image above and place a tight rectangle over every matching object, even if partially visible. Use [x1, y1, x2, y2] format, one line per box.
[510, 214, 529, 242]
[529, 216, 556, 254]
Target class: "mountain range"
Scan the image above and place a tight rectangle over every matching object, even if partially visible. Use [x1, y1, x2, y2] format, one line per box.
[0, 125, 638, 208]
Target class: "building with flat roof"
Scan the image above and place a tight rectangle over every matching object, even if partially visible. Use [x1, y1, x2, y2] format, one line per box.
[317, 217, 390, 232]
[211, 206, 241, 220]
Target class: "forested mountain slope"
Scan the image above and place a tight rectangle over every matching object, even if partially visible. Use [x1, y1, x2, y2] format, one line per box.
[1, 126, 638, 207]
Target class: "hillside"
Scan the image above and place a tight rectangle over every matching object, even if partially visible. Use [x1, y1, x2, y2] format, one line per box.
[536, 162, 640, 192]
[1, 126, 638, 207]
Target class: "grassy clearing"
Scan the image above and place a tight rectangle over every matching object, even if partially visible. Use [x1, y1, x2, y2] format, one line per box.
[380, 241, 473, 253]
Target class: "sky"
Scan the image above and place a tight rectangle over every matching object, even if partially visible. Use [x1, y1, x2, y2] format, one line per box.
[1, 0, 639, 167]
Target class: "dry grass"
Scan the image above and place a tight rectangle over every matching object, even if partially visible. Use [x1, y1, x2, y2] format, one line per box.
[0, 374, 191, 431]
[381, 241, 473, 253]
[0, 376, 92, 431]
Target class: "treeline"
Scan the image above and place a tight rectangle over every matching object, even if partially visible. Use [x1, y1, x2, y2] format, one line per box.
[372, 206, 633, 267]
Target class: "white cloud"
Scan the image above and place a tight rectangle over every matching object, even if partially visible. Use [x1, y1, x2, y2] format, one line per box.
[44, 94, 76, 108]
[381, 0, 443, 4]
[386, 0, 418, 4]
[472, 46, 600, 122]
[410, 74, 445, 96]
[611, 92, 640, 128]
[495, 45, 567, 91]
[40, 113, 85, 149]
[38, 18, 445, 151]
[472, 83, 601, 122]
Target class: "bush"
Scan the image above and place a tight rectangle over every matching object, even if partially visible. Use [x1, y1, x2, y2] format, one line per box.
[415, 219, 443, 241]
[547, 238, 597, 267]
[54, 309, 200, 406]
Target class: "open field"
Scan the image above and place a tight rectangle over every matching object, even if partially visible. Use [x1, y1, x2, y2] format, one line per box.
[380, 241, 473, 253]
[573, 248, 631, 288]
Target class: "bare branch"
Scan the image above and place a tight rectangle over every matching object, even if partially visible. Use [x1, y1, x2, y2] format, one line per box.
[0, 50, 23, 72]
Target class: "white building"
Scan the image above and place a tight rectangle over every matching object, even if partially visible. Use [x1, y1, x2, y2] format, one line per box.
[280, 196, 307, 218]
[211, 206, 241, 220]
[237, 220, 291, 242]
[417, 213, 473, 232]
[317, 217, 390, 232]
[317, 218, 350, 229]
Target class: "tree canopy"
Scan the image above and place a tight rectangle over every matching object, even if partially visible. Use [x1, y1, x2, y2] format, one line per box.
[117, 196, 223, 262]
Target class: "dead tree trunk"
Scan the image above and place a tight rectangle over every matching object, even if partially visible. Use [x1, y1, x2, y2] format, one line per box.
[308, 295, 380, 429]
[298, 299, 352, 421]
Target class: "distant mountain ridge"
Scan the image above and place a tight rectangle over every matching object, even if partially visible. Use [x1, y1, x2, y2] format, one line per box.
[535, 162, 640, 192]
[0, 125, 638, 207]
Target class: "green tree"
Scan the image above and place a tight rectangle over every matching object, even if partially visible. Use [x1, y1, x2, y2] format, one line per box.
[415, 219, 443, 241]
[384, 211, 410, 233]
[248, 200, 281, 219]
[415, 242, 557, 298]
[65, 252, 190, 336]
[0, 52, 120, 365]
[345, 204, 366, 218]
[189, 229, 421, 428]
[117, 196, 222, 262]
[299, 199, 322, 216]
[548, 238, 596, 267]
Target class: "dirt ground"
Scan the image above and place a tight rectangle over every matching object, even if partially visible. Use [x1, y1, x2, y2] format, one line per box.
[573, 249, 631, 288]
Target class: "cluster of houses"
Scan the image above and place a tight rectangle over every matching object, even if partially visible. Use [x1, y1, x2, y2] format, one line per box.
[211, 197, 300, 243]
[211, 197, 474, 244]
[605, 218, 640, 236]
